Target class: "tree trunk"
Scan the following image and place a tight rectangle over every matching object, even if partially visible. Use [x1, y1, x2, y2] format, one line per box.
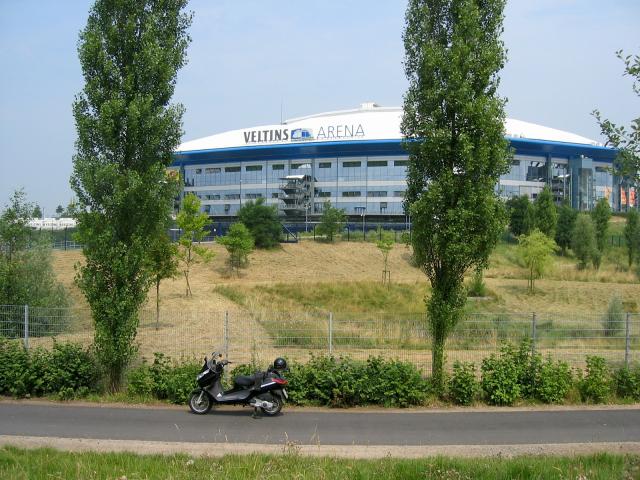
[184, 270, 191, 296]
[156, 279, 160, 330]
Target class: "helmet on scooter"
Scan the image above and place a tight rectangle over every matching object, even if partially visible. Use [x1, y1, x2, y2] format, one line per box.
[273, 357, 287, 370]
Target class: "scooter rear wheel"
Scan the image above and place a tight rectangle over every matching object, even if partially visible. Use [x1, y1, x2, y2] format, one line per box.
[189, 391, 213, 414]
[259, 393, 283, 416]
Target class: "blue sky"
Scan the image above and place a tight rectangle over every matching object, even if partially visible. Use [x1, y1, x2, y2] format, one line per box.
[0, 0, 638, 214]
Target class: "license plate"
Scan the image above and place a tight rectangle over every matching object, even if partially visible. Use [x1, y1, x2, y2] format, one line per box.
[282, 389, 288, 399]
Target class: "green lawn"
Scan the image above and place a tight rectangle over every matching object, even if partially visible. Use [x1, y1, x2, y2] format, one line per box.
[1, 447, 638, 480]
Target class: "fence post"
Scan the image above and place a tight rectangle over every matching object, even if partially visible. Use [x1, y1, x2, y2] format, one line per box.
[224, 311, 229, 359]
[328, 312, 333, 356]
[625, 312, 631, 368]
[531, 312, 537, 356]
[23, 305, 29, 350]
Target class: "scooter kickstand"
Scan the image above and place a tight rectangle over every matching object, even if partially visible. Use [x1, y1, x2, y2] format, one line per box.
[252, 407, 263, 419]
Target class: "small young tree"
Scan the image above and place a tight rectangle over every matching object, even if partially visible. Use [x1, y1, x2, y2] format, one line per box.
[316, 201, 345, 242]
[534, 186, 558, 239]
[572, 214, 597, 269]
[176, 194, 214, 296]
[376, 227, 394, 284]
[518, 229, 557, 293]
[237, 198, 281, 248]
[624, 209, 640, 266]
[506, 195, 531, 237]
[591, 197, 611, 258]
[555, 199, 577, 256]
[149, 233, 178, 330]
[218, 222, 254, 276]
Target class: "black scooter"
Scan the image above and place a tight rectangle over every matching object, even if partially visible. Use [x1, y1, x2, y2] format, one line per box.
[188, 351, 288, 416]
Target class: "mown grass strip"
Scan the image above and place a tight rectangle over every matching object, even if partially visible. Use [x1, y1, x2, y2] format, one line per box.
[0, 446, 638, 480]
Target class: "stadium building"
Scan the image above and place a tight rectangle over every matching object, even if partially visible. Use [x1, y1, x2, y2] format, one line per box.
[172, 103, 630, 220]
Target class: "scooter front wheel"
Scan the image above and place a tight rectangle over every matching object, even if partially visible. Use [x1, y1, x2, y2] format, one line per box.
[189, 390, 213, 415]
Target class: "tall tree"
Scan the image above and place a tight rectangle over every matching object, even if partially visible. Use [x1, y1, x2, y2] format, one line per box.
[71, 0, 192, 391]
[572, 214, 597, 269]
[237, 198, 281, 248]
[55, 205, 64, 217]
[591, 197, 611, 255]
[506, 195, 531, 237]
[176, 193, 214, 296]
[593, 51, 639, 207]
[555, 199, 577, 256]
[624, 209, 640, 267]
[533, 186, 557, 239]
[32, 205, 43, 219]
[402, 0, 510, 391]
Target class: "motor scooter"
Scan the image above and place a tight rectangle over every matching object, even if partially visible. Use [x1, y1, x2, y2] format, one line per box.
[189, 351, 288, 416]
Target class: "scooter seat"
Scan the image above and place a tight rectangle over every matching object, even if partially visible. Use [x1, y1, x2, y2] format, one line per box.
[234, 375, 255, 387]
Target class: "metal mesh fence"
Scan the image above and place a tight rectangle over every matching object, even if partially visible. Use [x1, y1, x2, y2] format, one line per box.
[1, 305, 638, 371]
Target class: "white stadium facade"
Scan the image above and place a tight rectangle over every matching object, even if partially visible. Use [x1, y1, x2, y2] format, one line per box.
[172, 103, 631, 220]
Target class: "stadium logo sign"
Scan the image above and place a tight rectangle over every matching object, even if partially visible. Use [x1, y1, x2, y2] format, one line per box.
[242, 123, 365, 145]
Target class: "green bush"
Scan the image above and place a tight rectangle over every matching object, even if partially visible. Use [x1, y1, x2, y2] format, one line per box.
[0, 339, 30, 396]
[285, 355, 428, 408]
[579, 356, 611, 403]
[481, 348, 522, 406]
[534, 357, 573, 404]
[466, 270, 486, 297]
[0, 338, 98, 399]
[602, 296, 625, 337]
[613, 365, 640, 401]
[127, 353, 199, 404]
[448, 361, 479, 405]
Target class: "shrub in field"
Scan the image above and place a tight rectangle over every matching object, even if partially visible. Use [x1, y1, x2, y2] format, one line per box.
[579, 356, 611, 403]
[534, 357, 573, 404]
[164, 361, 200, 404]
[602, 296, 625, 337]
[448, 361, 479, 405]
[613, 365, 640, 401]
[126, 364, 154, 397]
[358, 356, 427, 407]
[466, 270, 486, 297]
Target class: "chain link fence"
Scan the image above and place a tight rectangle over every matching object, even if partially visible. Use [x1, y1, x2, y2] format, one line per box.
[1, 305, 638, 371]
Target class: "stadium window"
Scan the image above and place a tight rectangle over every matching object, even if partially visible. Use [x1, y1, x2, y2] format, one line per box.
[272, 164, 285, 170]
[224, 193, 240, 200]
[291, 163, 311, 170]
[318, 191, 331, 197]
[393, 191, 406, 197]
[271, 193, 280, 198]
[342, 191, 361, 197]
[343, 161, 361, 168]
[245, 165, 263, 172]
[225, 166, 241, 173]
[367, 191, 387, 197]
[394, 160, 408, 167]
[318, 162, 332, 168]
[367, 160, 387, 167]
[205, 167, 220, 174]
[195, 168, 202, 174]
[245, 193, 263, 199]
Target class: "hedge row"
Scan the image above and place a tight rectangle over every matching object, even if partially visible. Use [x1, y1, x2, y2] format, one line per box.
[2, 338, 639, 407]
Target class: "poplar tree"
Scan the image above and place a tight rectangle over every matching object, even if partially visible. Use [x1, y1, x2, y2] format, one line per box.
[402, 0, 510, 391]
[71, 0, 192, 390]
[534, 186, 557, 239]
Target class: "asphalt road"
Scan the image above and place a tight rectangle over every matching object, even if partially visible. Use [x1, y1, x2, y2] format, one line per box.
[1, 403, 639, 446]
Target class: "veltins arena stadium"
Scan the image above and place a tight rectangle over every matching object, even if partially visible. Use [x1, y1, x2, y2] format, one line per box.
[172, 102, 632, 220]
